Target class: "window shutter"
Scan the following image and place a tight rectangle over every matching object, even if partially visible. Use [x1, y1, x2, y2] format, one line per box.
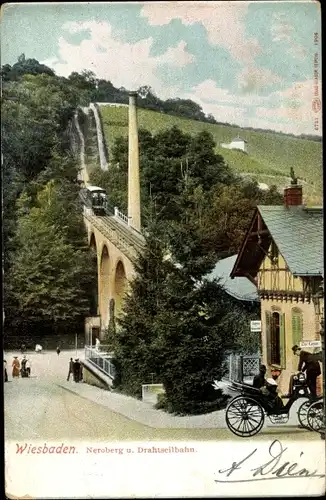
[292, 310, 303, 347]
[279, 312, 286, 369]
[265, 311, 272, 365]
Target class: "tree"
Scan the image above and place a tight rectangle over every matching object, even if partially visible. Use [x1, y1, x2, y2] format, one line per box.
[112, 221, 170, 396]
[153, 274, 237, 415]
[93, 79, 117, 102]
[112, 202, 239, 414]
[229, 301, 261, 354]
[97, 126, 233, 223]
[2, 58, 99, 342]
[112, 222, 237, 414]
[206, 113, 217, 124]
[187, 131, 234, 189]
[200, 183, 257, 257]
[137, 85, 154, 99]
[1, 54, 55, 81]
[2, 73, 80, 182]
[165, 177, 217, 280]
[162, 98, 206, 121]
[2, 72, 84, 291]
[2, 69, 84, 261]
[68, 70, 97, 105]
[181, 179, 282, 260]
[8, 183, 95, 325]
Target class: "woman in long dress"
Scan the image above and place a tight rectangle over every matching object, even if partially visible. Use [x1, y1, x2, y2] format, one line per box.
[12, 357, 20, 378]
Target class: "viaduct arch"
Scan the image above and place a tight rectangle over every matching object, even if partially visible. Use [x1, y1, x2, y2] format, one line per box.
[85, 217, 138, 338]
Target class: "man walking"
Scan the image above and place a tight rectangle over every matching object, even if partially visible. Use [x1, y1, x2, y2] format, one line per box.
[73, 359, 81, 382]
[4, 360, 8, 382]
[67, 358, 74, 381]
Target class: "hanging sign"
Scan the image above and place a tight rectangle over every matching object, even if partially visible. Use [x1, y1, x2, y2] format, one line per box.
[300, 340, 322, 348]
[250, 320, 262, 332]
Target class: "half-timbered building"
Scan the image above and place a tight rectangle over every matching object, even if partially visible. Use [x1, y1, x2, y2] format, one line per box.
[230, 183, 324, 393]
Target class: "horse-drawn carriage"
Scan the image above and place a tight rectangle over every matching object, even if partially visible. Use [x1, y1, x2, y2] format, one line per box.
[223, 372, 324, 437]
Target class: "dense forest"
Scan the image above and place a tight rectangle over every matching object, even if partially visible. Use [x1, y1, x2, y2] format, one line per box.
[2, 55, 97, 345]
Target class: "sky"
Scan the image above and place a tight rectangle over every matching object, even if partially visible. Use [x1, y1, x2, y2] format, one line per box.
[1, 1, 322, 135]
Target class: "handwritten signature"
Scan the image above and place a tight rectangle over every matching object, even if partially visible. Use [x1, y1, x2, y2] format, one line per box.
[215, 440, 325, 483]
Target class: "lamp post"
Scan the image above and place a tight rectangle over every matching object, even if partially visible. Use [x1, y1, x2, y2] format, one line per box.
[75, 331, 78, 358]
[320, 313, 325, 439]
[312, 280, 325, 439]
[318, 282, 325, 440]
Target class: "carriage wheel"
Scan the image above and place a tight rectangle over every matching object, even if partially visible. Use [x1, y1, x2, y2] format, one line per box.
[307, 401, 324, 432]
[226, 396, 265, 437]
[297, 400, 311, 430]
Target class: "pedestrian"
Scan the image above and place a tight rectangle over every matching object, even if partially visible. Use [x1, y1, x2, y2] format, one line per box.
[56, 346, 61, 356]
[4, 360, 8, 382]
[35, 344, 42, 353]
[25, 358, 31, 377]
[67, 358, 74, 381]
[12, 357, 20, 378]
[21, 355, 28, 377]
[21, 343, 26, 354]
[292, 345, 321, 398]
[253, 364, 267, 389]
[73, 358, 81, 382]
[79, 362, 83, 382]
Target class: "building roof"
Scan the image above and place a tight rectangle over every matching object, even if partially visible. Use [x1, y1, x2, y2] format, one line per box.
[231, 204, 323, 281]
[232, 136, 248, 143]
[206, 254, 259, 302]
[257, 205, 323, 276]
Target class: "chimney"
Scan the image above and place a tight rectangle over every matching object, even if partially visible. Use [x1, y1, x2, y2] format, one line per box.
[283, 184, 303, 207]
[128, 92, 141, 231]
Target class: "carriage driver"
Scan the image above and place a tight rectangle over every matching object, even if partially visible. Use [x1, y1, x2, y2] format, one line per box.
[283, 345, 322, 398]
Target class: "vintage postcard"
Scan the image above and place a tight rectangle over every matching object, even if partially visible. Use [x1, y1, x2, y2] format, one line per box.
[2, 1, 324, 498]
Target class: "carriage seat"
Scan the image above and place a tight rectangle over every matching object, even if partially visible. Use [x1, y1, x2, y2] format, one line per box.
[230, 380, 262, 393]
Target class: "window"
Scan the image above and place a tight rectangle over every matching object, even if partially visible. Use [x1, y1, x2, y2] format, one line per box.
[266, 311, 286, 368]
[292, 308, 303, 346]
[271, 312, 280, 364]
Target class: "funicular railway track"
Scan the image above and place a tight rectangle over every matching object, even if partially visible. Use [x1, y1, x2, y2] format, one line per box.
[84, 212, 145, 263]
[101, 214, 145, 249]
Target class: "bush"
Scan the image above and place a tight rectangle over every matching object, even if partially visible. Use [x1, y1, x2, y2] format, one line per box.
[155, 392, 168, 410]
[155, 385, 230, 415]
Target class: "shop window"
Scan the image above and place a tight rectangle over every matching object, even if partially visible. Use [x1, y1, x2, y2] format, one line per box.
[292, 308, 303, 346]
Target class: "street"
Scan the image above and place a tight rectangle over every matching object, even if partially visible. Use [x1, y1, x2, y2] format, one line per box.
[4, 349, 320, 441]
